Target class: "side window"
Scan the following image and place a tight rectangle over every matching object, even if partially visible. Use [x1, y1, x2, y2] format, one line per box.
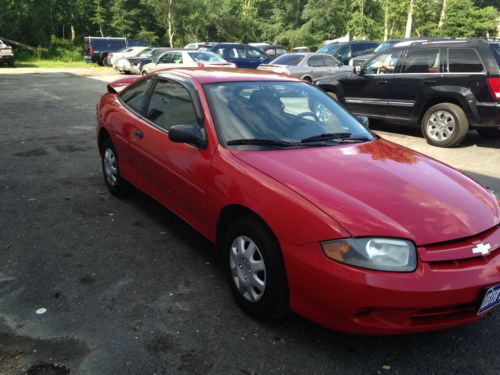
[247, 48, 266, 59]
[120, 78, 151, 113]
[448, 48, 484, 73]
[171, 52, 183, 64]
[145, 80, 198, 131]
[362, 51, 402, 75]
[266, 48, 276, 56]
[215, 48, 225, 57]
[402, 49, 440, 73]
[308, 55, 324, 67]
[337, 44, 351, 59]
[322, 55, 340, 67]
[228, 48, 246, 58]
[276, 48, 286, 56]
[158, 53, 172, 64]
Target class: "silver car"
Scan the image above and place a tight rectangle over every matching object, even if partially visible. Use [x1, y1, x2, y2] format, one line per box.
[257, 53, 343, 82]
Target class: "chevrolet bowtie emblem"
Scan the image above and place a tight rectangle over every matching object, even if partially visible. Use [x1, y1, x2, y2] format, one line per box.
[472, 243, 491, 256]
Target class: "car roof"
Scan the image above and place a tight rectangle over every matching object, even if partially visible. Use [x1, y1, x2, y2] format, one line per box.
[389, 39, 492, 50]
[156, 68, 302, 84]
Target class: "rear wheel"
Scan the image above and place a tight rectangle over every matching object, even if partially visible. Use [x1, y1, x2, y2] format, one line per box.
[101, 138, 127, 196]
[224, 216, 289, 320]
[477, 127, 500, 139]
[421, 103, 469, 147]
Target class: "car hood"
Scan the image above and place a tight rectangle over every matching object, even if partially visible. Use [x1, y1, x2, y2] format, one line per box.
[232, 139, 500, 245]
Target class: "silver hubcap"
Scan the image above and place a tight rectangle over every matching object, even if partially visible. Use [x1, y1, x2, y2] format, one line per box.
[426, 111, 456, 141]
[230, 236, 266, 302]
[104, 148, 118, 186]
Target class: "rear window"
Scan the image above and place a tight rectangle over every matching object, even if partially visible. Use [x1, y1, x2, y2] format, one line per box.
[489, 43, 500, 66]
[448, 48, 484, 73]
[317, 44, 340, 54]
[271, 54, 304, 66]
[188, 52, 224, 62]
[402, 49, 440, 73]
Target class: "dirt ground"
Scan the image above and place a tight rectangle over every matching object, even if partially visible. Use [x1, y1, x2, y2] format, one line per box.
[0, 67, 499, 375]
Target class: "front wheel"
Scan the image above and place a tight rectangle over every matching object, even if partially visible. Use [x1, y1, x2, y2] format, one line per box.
[224, 216, 289, 320]
[421, 103, 469, 147]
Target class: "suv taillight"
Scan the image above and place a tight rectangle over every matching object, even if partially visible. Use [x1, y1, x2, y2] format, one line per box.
[90, 47, 94, 56]
[487, 77, 500, 101]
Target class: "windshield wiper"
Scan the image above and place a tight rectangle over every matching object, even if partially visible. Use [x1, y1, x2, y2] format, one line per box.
[226, 138, 294, 148]
[300, 132, 371, 144]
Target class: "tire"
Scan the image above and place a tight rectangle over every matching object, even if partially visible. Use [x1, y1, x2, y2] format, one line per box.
[477, 127, 500, 139]
[101, 138, 127, 196]
[224, 215, 289, 320]
[8, 60, 14, 67]
[421, 103, 469, 147]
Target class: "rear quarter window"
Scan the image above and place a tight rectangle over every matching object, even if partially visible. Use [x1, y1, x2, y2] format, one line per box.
[489, 44, 500, 66]
[448, 48, 484, 73]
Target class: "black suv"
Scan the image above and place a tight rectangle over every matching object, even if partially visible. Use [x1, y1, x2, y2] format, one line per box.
[316, 39, 500, 147]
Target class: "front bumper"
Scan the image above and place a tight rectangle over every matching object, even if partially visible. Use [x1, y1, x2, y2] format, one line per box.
[282, 225, 500, 335]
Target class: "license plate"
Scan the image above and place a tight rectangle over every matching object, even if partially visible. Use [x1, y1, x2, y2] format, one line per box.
[478, 284, 500, 315]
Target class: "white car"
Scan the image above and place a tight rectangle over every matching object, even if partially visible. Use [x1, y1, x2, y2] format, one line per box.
[109, 46, 150, 67]
[141, 50, 235, 75]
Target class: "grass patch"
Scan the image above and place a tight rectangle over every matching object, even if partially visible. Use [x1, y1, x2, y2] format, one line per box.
[15, 59, 111, 69]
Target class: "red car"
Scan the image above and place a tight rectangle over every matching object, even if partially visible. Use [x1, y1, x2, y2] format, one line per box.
[96, 69, 500, 335]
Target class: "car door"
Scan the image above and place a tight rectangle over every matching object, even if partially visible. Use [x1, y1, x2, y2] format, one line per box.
[341, 50, 403, 117]
[388, 48, 444, 120]
[127, 77, 213, 234]
[246, 47, 269, 68]
[321, 55, 341, 74]
[306, 55, 329, 78]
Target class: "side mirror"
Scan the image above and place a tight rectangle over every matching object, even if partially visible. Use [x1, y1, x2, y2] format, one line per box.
[168, 124, 206, 148]
[354, 65, 362, 75]
[357, 115, 369, 128]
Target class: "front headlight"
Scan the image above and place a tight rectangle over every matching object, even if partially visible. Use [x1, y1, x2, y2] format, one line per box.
[321, 237, 417, 272]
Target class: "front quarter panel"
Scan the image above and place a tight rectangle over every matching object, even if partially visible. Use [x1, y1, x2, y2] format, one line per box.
[206, 147, 350, 245]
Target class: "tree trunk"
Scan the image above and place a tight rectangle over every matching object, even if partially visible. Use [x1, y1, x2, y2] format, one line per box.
[383, 1, 389, 41]
[405, 0, 415, 38]
[97, 1, 104, 37]
[166, 0, 174, 48]
[437, 0, 446, 29]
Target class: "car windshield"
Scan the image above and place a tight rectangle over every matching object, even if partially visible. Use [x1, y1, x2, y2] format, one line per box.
[204, 81, 375, 147]
[137, 48, 153, 57]
[270, 54, 304, 66]
[374, 41, 397, 53]
[188, 52, 224, 62]
[317, 44, 340, 54]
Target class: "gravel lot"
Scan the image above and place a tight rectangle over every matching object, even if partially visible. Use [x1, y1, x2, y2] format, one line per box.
[0, 68, 499, 375]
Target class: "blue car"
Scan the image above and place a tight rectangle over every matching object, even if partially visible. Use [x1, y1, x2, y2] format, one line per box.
[208, 43, 271, 69]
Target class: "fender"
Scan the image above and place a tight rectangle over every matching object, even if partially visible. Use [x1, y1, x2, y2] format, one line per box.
[412, 85, 479, 125]
[315, 78, 346, 104]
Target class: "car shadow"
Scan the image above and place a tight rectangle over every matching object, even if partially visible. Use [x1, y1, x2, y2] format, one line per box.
[370, 121, 500, 149]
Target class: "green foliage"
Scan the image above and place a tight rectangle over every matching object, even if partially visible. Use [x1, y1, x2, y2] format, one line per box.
[0, 0, 498, 54]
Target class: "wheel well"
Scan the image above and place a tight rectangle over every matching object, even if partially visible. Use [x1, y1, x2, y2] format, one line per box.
[216, 205, 276, 252]
[301, 75, 312, 82]
[418, 97, 463, 124]
[97, 128, 111, 155]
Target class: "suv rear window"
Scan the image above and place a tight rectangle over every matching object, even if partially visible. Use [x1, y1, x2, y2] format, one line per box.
[402, 49, 440, 73]
[448, 48, 484, 73]
[489, 43, 500, 66]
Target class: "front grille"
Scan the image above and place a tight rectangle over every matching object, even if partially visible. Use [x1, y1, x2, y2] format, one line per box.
[411, 303, 477, 324]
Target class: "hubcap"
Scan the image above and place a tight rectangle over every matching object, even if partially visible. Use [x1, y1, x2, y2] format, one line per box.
[103, 148, 118, 186]
[426, 111, 456, 141]
[229, 236, 266, 302]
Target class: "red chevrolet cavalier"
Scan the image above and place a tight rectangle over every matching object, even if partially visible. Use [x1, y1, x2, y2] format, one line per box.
[96, 69, 500, 334]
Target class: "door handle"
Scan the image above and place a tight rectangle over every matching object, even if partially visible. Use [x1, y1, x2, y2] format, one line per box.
[134, 129, 144, 139]
[422, 80, 436, 84]
[377, 80, 388, 85]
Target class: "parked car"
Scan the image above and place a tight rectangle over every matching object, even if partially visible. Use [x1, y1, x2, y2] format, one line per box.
[115, 48, 154, 73]
[317, 41, 379, 65]
[349, 38, 426, 68]
[97, 69, 500, 335]
[0, 39, 14, 67]
[84, 37, 149, 66]
[184, 42, 214, 50]
[128, 48, 171, 75]
[292, 46, 310, 52]
[257, 53, 343, 82]
[315, 39, 500, 147]
[260, 45, 287, 58]
[141, 50, 235, 75]
[109, 46, 150, 68]
[208, 43, 271, 68]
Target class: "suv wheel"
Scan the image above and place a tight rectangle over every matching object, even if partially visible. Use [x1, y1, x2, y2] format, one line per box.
[477, 127, 500, 139]
[421, 103, 469, 147]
